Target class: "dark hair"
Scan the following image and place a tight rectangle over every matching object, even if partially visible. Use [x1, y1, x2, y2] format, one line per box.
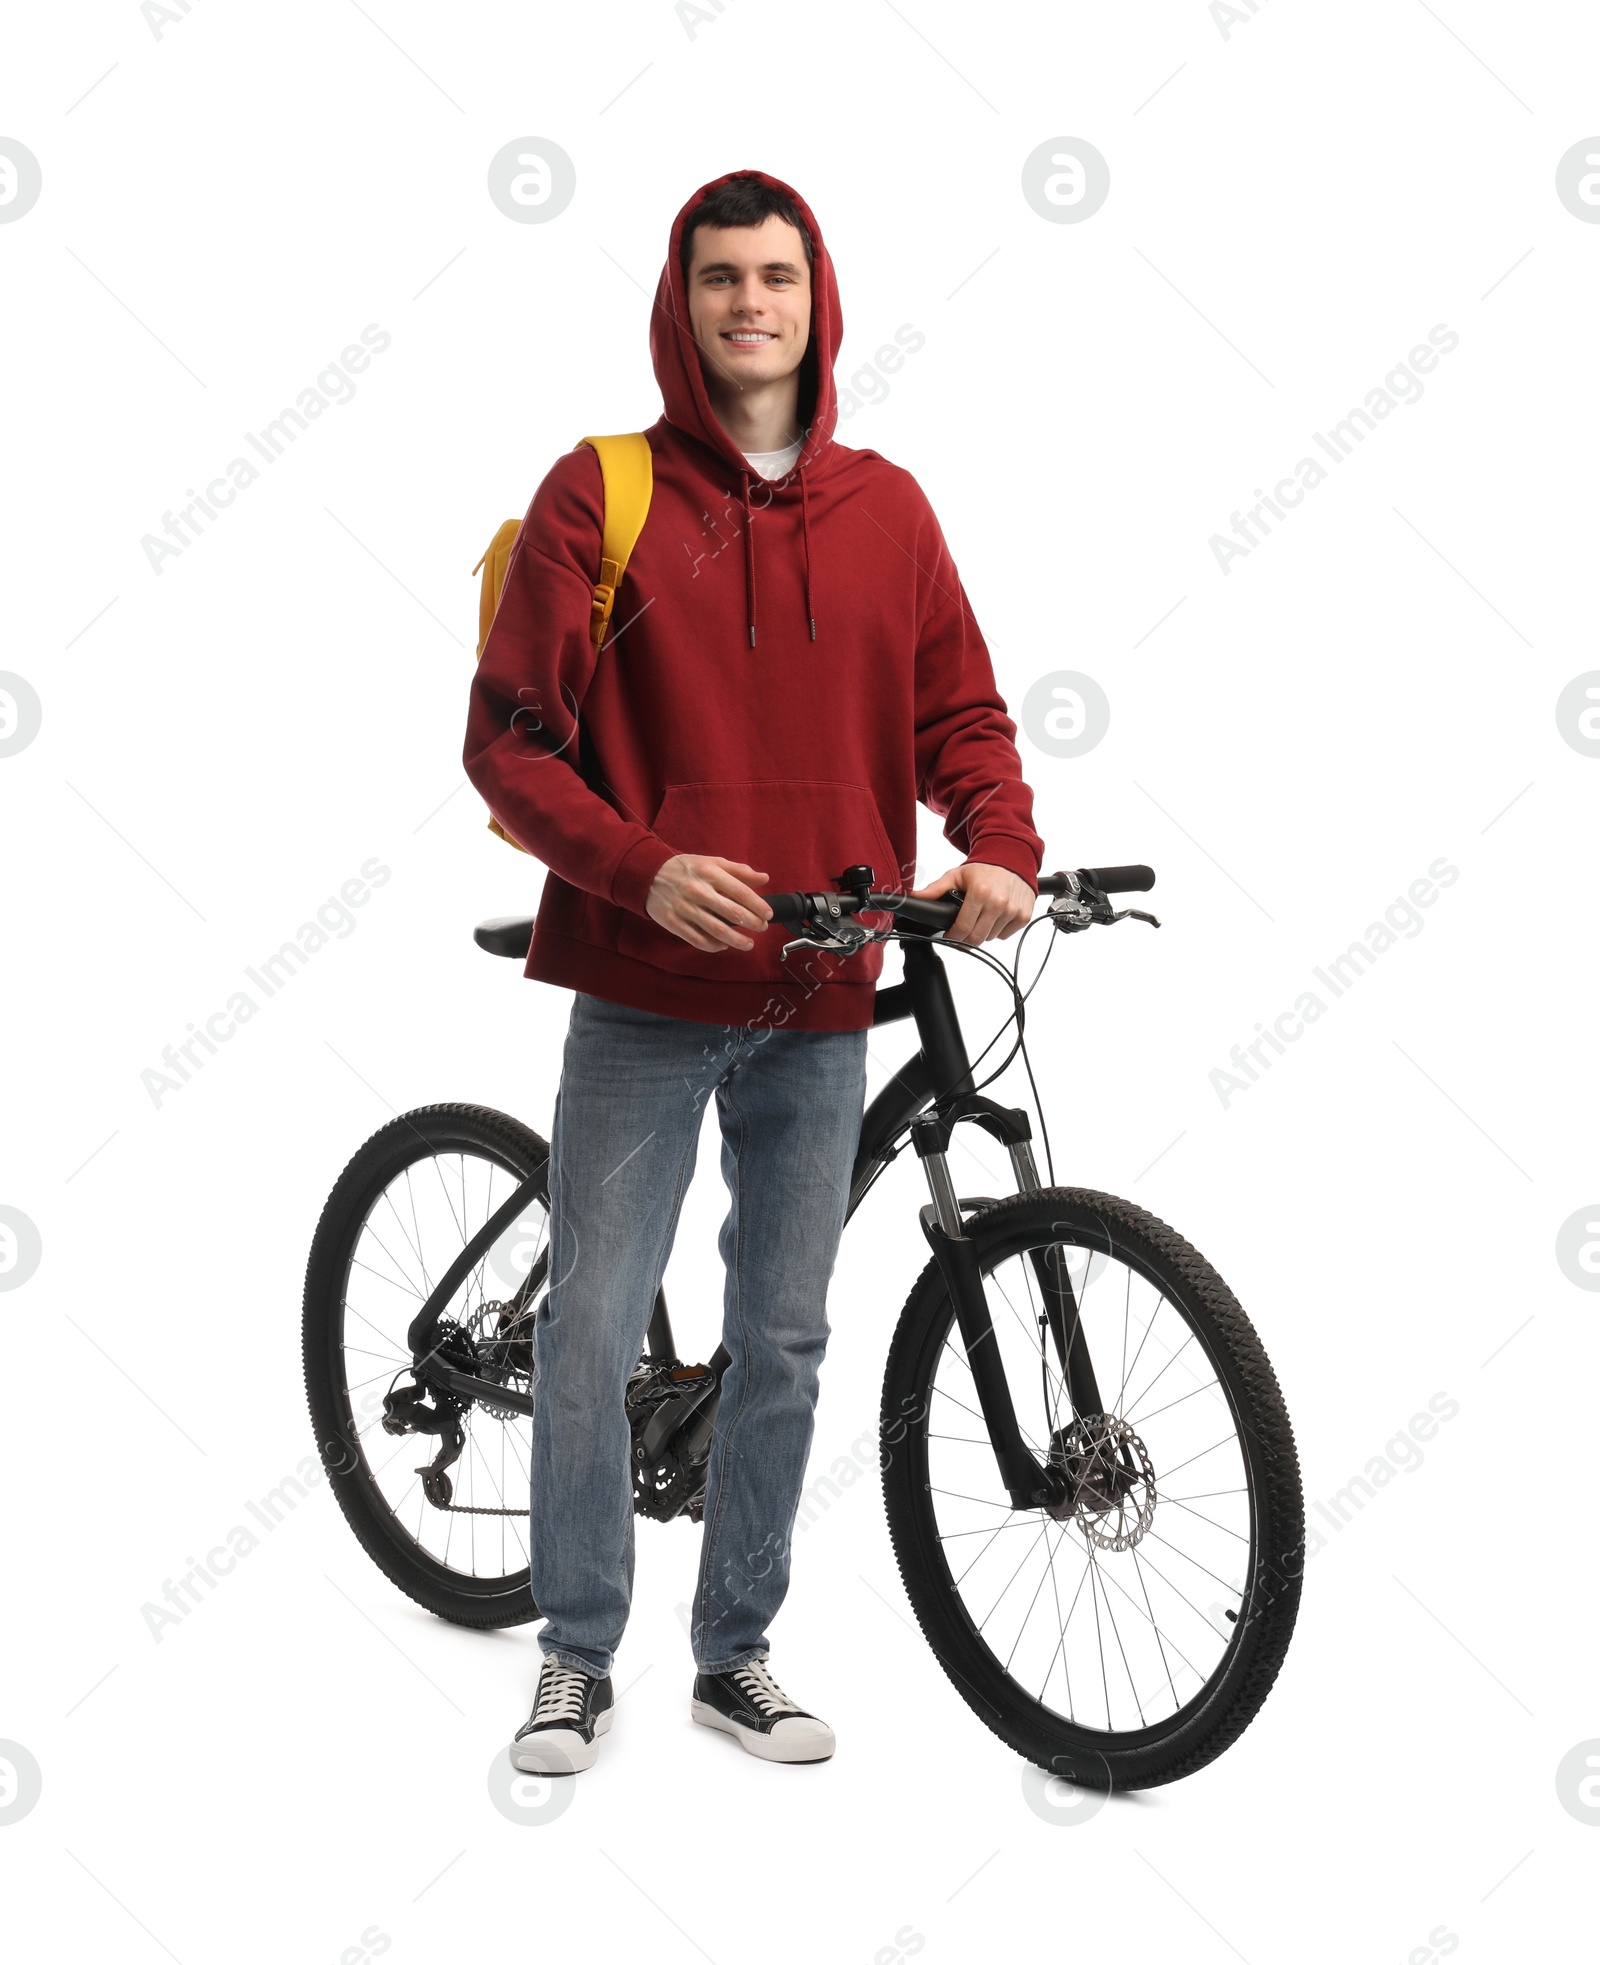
[678, 175, 814, 284]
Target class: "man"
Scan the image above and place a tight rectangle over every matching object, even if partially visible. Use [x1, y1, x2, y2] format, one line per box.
[463, 168, 1041, 1772]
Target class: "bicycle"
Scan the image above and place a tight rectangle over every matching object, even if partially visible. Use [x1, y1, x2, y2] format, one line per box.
[302, 861, 1304, 1789]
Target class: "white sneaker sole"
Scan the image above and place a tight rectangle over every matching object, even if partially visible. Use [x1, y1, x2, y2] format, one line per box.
[691, 1701, 835, 1763]
[509, 1703, 613, 1775]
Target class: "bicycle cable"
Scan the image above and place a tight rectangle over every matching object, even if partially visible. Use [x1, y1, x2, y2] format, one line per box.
[865, 904, 1064, 1185]
[926, 918, 1055, 1096]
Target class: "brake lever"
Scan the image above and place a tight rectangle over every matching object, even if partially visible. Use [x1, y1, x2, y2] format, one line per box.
[780, 918, 876, 962]
[1048, 875, 1161, 935]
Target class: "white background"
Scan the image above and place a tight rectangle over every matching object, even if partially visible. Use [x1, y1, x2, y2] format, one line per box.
[4, 0, 1597, 1958]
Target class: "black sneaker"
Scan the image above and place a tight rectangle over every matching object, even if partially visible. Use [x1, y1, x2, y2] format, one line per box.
[510, 1658, 614, 1774]
[691, 1658, 835, 1762]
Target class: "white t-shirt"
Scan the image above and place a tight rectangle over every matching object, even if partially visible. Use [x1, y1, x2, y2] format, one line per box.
[740, 439, 803, 480]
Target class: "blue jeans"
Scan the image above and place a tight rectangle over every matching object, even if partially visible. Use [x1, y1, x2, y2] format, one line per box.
[530, 992, 868, 1678]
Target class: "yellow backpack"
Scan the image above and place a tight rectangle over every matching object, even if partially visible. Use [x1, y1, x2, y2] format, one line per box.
[471, 432, 653, 853]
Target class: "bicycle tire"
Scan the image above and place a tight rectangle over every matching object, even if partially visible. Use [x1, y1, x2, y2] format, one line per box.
[302, 1101, 548, 1628]
[880, 1187, 1303, 1789]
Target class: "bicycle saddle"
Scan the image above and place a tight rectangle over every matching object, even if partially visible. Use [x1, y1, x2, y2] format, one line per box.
[475, 916, 534, 959]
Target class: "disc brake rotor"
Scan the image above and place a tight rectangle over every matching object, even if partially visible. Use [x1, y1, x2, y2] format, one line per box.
[1048, 1413, 1157, 1551]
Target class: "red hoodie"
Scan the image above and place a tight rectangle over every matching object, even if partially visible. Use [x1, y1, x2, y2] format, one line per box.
[463, 168, 1042, 1032]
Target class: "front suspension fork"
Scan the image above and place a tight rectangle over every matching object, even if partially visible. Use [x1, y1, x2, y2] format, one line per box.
[912, 1113, 1074, 1512]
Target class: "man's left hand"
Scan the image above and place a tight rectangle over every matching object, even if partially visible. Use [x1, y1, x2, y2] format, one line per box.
[909, 863, 1035, 946]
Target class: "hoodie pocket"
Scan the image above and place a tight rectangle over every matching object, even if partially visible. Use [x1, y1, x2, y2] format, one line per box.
[617, 779, 899, 983]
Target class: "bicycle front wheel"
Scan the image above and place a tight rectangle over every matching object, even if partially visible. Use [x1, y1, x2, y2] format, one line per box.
[880, 1187, 1303, 1789]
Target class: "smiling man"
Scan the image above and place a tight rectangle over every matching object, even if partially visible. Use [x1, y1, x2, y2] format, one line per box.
[464, 169, 1041, 1775]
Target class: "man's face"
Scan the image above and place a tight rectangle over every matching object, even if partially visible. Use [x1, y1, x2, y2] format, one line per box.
[684, 214, 811, 390]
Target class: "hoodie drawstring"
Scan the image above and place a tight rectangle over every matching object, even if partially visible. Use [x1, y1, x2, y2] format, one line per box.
[741, 469, 757, 649]
[799, 466, 816, 642]
[740, 462, 816, 651]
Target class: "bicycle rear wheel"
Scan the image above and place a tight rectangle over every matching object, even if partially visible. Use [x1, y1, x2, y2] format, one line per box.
[880, 1187, 1303, 1789]
[302, 1103, 549, 1627]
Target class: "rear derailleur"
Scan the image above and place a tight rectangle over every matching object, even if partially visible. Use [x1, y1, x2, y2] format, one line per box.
[380, 1315, 487, 1509]
[382, 1380, 464, 1507]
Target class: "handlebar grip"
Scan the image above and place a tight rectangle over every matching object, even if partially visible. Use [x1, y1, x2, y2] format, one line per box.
[765, 893, 808, 924]
[893, 894, 962, 929]
[1084, 864, 1155, 894]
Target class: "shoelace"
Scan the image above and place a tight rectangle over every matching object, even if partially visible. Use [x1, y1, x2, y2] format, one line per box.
[732, 1659, 801, 1716]
[529, 1662, 589, 1726]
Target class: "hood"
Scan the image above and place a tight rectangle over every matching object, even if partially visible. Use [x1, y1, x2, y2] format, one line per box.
[649, 169, 842, 647]
[650, 168, 841, 476]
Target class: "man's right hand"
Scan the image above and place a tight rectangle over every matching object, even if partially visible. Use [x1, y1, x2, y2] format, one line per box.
[645, 854, 772, 953]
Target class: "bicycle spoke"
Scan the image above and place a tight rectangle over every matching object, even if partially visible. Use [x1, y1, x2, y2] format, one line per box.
[931, 1380, 1045, 1455]
[344, 1366, 403, 1395]
[1036, 1527, 1092, 1716]
[464, 1156, 504, 1311]
[462, 1416, 516, 1511]
[1014, 1251, 1072, 1447]
[348, 1253, 426, 1301]
[343, 1301, 414, 1357]
[378, 1184, 431, 1294]
[1131, 1547, 1180, 1711]
[1095, 1545, 1206, 1687]
[363, 1217, 430, 1300]
[1158, 1493, 1251, 1542]
[402, 1165, 435, 1298]
[937, 1518, 1054, 1540]
[1139, 1526, 1241, 1594]
[1037, 1517, 1077, 1716]
[929, 1486, 1021, 1511]
[1087, 1535, 1112, 1728]
[1004, 1524, 1067, 1674]
[1087, 1544, 1147, 1727]
[974, 1519, 1053, 1638]
[1124, 1375, 1227, 1429]
[940, 1333, 975, 1380]
[1119, 1328, 1196, 1420]
[1113, 1287, 1164, 1418]
[953, 1512, 1036, 1590]
[424, 1152, 469, 1254]
[991, 1265, 1067, 1412]
[340, 1343, 410, 1368]
[1113, 1539, 1228, 1640]
[1154, 1434, 1239, 1482]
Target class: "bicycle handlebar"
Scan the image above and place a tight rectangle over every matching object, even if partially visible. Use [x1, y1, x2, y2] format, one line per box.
[765, 865, 1157, 931]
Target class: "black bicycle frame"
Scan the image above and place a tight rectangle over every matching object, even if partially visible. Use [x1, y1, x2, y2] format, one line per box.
[404, 931, 1083, 1510]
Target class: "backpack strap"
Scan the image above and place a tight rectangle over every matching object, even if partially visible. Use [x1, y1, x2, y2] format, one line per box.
[467, 433, 653, 856]
[576, 432, 653, 654]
